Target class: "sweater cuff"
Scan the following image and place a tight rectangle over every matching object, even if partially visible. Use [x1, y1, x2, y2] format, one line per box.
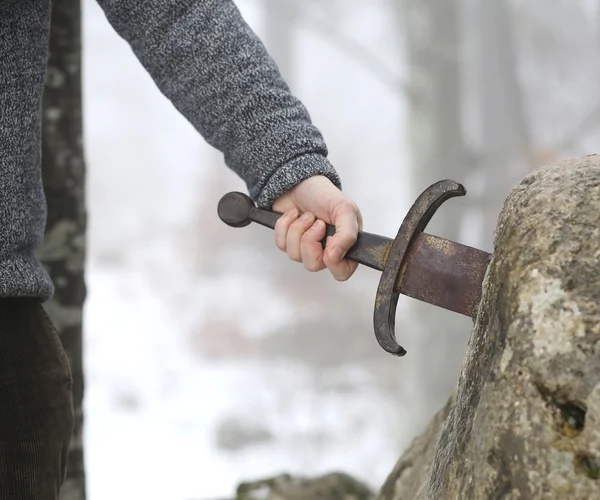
[256, 153, 342, 209]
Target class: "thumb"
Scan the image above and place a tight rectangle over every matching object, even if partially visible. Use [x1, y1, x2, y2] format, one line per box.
[272, 194, 298, 214]
[325, 200, 361, 263]
[322, 199, 361, 281]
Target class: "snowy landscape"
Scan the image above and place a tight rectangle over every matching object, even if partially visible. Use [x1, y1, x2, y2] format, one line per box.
[81, 1, 430, 498]
[69, 1, 600, 498]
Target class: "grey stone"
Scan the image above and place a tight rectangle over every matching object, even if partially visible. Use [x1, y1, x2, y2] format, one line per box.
[215, 415, 275, 452]
[235, 472, 374, 500]
[378, 155, 600, 499]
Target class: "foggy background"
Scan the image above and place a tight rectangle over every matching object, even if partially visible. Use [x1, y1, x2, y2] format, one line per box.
[80, 0, 599, 498]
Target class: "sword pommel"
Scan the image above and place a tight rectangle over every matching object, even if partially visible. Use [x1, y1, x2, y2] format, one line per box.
[217, 192, 254, 228]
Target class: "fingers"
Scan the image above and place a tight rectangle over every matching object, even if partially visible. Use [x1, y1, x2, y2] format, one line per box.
[274, 202, 361, 280]
[300, 219, 327, 272]
[324, 255, 359, 282]
[323, 201, 361, 281]
[273, 175, 363, 281]
[274, 208, 299, 252]
[286, 212, 316, 262]
[274, 210, 327, 272]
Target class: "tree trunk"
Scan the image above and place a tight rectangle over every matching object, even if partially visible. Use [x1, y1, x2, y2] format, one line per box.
[38, 1, 87, 498]
[391, 0, 472, 425]
[377, 156, 600, 500]
[397, 0, 466, 241]
[476, 0, 530, 251]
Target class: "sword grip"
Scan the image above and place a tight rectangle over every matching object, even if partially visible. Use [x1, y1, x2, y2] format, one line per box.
[217, 192, 391, 271]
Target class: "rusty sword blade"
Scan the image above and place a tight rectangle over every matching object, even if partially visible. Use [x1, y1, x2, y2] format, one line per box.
[217, 192, 492, 318]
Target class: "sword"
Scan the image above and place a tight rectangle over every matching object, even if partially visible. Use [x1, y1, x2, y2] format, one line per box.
[217, 179, 492, 357]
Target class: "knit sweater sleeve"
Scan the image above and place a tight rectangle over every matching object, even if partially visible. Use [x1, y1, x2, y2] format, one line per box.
[96, 0, 341, 208]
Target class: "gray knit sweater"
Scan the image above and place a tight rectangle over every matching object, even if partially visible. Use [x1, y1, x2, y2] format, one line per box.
[0, 0, 341, 299]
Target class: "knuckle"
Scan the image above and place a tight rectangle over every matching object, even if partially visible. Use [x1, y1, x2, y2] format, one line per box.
[287, 247, 302, 262]
[326, 262, 352, 282]
[346, 199, 359, 212]
[289, 254, 302, 263]
[308, 255, 325, 272]
[335, 198, 357, 214]
[300, 246, 322, 272]
[274, 225, 287, 242]
[303, 261, 319, 272]
[275, 237, 286, 251]
[276, 213, 289, 226]
[302, 253, 321, 271]
[274, 231, 286, 251]
[278, 210, 298, 228]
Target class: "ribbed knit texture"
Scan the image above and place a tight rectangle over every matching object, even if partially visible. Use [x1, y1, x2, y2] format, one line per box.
[0, 298, 74, 499]
[0, 1, 54, 299]
[0, 0, 341, 300]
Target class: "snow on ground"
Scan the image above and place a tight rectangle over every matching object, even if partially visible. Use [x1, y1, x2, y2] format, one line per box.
[82, 1, 412, 498]
[84, 262, 409, 499]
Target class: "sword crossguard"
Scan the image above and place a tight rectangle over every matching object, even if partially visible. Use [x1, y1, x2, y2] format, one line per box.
[373, 180, 466, 356]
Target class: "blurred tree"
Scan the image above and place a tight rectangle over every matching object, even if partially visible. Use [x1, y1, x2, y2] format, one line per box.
[394, 0, 467, 242]
[38, 0, 87, 498]
[475, 0, 531, 250]
[513, 0, 599, 156]
[387, 0, 473, 425]
[288, 0, 407, 99]
[471, 0, 600, 251]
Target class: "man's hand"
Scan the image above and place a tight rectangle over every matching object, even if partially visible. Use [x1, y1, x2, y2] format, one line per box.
[272, 176, 362, 281]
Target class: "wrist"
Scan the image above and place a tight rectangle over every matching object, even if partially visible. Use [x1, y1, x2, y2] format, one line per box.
[256, 153, 341, 209]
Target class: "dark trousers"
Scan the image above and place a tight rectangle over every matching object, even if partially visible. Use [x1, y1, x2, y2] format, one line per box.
[0, 298, 74, 499]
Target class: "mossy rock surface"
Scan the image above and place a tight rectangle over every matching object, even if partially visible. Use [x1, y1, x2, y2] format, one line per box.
[377, 156, 600, 499]
[236, 472, 374, 500]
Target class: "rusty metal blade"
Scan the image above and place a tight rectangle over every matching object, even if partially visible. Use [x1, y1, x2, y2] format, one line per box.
[400, 233, 491, 317]
[348, 232, 491, 318]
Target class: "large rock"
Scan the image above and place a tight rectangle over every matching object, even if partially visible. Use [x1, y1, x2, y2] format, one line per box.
[378, 156, 600, 499]
[235, 472, 374, 500]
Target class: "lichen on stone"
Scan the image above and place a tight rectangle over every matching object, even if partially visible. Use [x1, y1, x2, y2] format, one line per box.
[376, 156, 600, 500]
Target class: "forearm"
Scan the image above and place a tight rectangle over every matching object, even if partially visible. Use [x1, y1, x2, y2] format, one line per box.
[96, 0, 341, 207]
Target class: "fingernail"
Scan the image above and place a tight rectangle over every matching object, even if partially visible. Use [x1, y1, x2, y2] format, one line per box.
[328, 246, 343, 262]
[300, 212, 314, 221]
[311, 220, 324, 230]
[289, 209, 299, 218]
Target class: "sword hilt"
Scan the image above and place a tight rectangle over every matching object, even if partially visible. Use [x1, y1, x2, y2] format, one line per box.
[217, 180, 470, 358]
[217, 192, 391, 272]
